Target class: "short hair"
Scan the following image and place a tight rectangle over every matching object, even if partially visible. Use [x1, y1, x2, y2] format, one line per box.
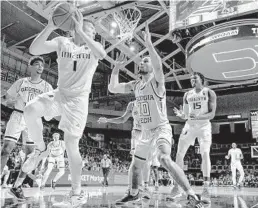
[53, 132, 60, 136]
[29, 56, 45, 66]
[192, 72, 205, 84]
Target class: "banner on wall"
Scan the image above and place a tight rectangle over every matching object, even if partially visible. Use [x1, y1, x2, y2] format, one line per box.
[45, 170, 128, 186]
[250, 110, 258, 139]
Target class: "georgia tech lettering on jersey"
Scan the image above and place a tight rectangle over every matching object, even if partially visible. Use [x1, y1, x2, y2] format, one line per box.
[187, 87, 209, 120]
[57, 37, 99, 93]
[13, 78, 52, 111]
[134, 78, 168, 130]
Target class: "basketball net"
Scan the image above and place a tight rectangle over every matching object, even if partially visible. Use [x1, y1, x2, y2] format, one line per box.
[113, 7, 141, 44]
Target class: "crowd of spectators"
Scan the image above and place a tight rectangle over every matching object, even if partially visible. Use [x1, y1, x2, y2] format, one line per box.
[1, 113, 258, 188]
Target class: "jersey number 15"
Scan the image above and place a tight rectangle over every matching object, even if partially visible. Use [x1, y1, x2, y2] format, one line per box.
[193, 102, 201, 109]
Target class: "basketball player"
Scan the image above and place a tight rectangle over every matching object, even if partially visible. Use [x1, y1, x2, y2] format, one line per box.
[108, 23, 205, 207]
[225, 143, 244, 189]
[40, 132, 66, 190]
[21, 10, 106, 206]
[0, 56, 52, 200]
[98, 101, 151, 191]
[173, 72, 217, 202]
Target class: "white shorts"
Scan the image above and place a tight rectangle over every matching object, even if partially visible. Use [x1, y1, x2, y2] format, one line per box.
[179, 121, 212, 155]
[4, 111, 34, 145]
[48, 156, 65, 169]
[28, 89, 89, 138]
[231, 162, 244, 172]
[134, 123, 172, 160]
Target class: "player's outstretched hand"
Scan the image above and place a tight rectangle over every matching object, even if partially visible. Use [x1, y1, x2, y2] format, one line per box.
[173, 105, 185, 119]
[143, 22, 151, 44]
[98, 117, 108, 124]
[225, 155, 229, 160]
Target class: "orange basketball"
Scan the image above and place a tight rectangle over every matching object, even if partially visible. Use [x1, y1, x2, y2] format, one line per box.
[52, 3, 78, 32]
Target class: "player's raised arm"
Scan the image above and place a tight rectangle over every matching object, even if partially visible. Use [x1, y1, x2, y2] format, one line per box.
[108, 54, 136, 94]
[29, 16, 59, 55]
[98, 102, 134, 124]
[143, 22, 164, 83]
[72, 11, 106, 60]
[193, 89, 217, 120]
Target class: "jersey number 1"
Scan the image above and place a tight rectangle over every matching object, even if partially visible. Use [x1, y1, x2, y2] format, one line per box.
[73, 61, 77, 72]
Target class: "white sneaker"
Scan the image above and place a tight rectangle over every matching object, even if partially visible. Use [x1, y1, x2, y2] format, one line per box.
[22, 149, 46, 173]
[166, 185, 183, 201]
[142, 187, 151, 200]
[201, 185, 211, 204]
[53, 191, 87, 207]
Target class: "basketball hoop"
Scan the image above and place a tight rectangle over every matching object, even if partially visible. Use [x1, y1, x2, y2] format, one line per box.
[113, 7, 141, 44]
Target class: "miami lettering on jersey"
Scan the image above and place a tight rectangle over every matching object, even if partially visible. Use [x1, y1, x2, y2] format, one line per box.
[187, 87, 209, 116]
[61, 51, 91, 59]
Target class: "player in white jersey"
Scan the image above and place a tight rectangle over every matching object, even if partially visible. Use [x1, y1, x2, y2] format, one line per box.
[173, 72, 216, 202]
[225, 143, 244, 189]
[0, 56, 52, 200]
[98, 101, 149, 190]
[21, 10, 106, 206]
[40, 133, 66, 189]
[108, 23, 205, 208]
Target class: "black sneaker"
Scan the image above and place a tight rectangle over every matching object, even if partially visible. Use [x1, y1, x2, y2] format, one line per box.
[115, 191, 140, 205]
[10, 186, 26, 201]
[187, 194, 205, 208]
[51, 180, 56, 189]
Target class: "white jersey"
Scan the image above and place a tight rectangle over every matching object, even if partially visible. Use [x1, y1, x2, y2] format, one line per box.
[48, 140, 66, 157]
[228, 148, 243, 165]
[132, 102, 141, 130]
[7, 77, 52, 111]
[186, 87, 209, 124]
[56, 37, 100, 94]
[134, 76, 169, 130]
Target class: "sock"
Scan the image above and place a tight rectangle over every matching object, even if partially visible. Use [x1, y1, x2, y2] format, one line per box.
[144, 182, 148, 188]
[131, 189, 138, 196]
[14, 177, 25, 188]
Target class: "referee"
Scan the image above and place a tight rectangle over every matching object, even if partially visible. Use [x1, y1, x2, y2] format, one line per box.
[101, 154, 112, 186]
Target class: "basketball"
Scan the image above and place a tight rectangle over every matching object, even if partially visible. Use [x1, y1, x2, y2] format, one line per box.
[52, 3, 78, 32]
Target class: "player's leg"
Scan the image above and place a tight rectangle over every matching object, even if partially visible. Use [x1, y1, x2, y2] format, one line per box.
[2, 169, 10, 187]
[1, 113, 23, 173]
[236, 163, 244, 187]
[22, 91, 60, 173]
[64, 132, 83, 195]
[13, 142, 35, 189]
[52, 161, 65, 189]
[24, 99, 48, 151]
[41, 160, 55, 188]
[155, 125, 204, 206]
[152, 166, 159, 191]
[116, 140, 148, 204]
[1, 140, 16, 173]
[231, 165, 237, 187]
[172, 126, 193, 197]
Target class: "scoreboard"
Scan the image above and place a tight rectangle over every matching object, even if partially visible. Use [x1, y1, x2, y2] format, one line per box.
[250, 110, 258, 139]
[170, 0, 258, 30]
